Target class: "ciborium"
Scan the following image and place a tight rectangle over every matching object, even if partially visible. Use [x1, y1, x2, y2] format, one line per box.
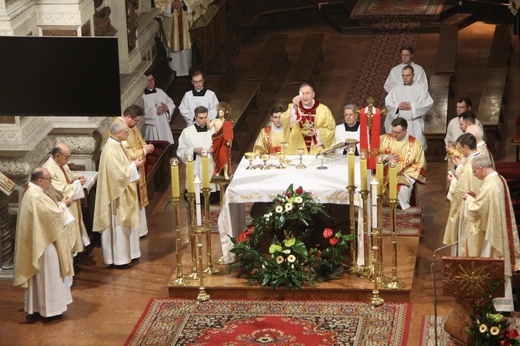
[276, 151, 286, 169]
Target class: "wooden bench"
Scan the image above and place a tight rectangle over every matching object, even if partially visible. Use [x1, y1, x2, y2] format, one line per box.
[435, 25, 458, 81]
[424, 75, 451, 161]
[289, 33, 325, 85]
[243, 33, 288, 84]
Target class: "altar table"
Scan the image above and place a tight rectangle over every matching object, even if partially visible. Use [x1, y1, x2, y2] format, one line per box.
[218, 155, 364, 263]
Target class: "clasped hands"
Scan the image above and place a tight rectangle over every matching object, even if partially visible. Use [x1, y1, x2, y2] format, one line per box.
[156, 102, 168, 115]
[398, 101, 411, 110]
[194, 147, 213, 156]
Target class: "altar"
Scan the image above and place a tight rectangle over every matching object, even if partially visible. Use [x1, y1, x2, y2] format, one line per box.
[218, 155, 363, 264]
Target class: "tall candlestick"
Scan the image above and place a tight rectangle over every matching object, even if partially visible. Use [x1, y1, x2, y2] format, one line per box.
[371, 178, 378, 228]
[389, 161, 397, 200]
[170, 158, 180, 198]
[376, 156, 383, 195]
[201, 152, 210, 189]
[186, 158, 195, 193]
[194, 176, 202, 226]
[360, 153, 368, 191]
[348, 148, 355, 187]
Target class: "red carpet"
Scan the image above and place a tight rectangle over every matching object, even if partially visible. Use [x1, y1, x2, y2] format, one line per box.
[127, 298, 412, 345]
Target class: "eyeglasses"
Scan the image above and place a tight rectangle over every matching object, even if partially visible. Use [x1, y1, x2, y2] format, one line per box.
[472, 167, 482, 175]
[60, 153, 71, 160]
[41, 177, 52, 181]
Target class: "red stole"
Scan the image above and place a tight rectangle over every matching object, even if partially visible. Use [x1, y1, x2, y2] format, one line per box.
[499, 175, 516, 271]
[359, 107, 381, 170]
[296, 100, 320, 152]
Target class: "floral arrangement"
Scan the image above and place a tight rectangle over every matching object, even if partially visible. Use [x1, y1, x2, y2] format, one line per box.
[466, 280, 520, 346]
[229, 184, 354, 289]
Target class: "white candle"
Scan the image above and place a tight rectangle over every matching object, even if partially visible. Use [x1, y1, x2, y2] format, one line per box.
[371, 177, 378, 229]
[194, 175, 202, 226]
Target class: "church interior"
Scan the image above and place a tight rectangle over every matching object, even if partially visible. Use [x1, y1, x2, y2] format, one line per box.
[1, 0, 520, 344]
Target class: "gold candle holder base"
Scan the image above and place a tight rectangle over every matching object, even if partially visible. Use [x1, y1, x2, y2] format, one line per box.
[197, 288, 210, 303]
[386, 280, 405, 290]
[170, 277, 191, 286]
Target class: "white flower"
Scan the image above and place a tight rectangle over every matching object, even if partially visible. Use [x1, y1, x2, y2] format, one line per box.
[283, 250, 291, 254]
[479, 324, 488, 333]
[275, 205, 283, 213]
[295, 196, 303, 203]
[291, 264, 294, 269]
[285, 203, 293, 211]
[262, 264, 265, 269]
[276, 256, 284, 264]
[490, 326, 500, 335]
[287, 255, 296, 263]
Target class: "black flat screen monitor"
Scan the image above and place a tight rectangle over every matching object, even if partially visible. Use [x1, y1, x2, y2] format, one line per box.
[0, 36, 121, 116]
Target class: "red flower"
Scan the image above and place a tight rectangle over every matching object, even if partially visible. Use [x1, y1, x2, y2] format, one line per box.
[296, 186, 303, 195]
[507, 329, 519, 339]
[323, 228, 333, 239]
[286, 192, 292, 198]
[237, 227, 255, 243]
[329, 237, 339, 245]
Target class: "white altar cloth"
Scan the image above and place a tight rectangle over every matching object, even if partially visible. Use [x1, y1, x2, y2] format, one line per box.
[218, 155, 363, 264]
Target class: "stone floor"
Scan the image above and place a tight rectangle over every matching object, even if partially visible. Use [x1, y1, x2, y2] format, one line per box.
[0, 19, 519, 345]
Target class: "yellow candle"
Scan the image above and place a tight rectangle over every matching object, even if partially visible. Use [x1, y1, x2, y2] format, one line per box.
[389, 163, 397, 200]
[201, 154, 210, 189]
[186, 159, 195, 193]
[360, 155, 367, 191]
[376, 158, 383, 195]
[170, 158, 180, 198]
[348, 151, 355, 187]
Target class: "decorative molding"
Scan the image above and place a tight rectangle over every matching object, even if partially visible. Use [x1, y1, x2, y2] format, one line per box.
[54, 135, 98, 154]
[38, 12, 81, 26]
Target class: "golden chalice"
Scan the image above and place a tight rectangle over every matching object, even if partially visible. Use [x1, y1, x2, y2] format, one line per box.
[281, 142, 291, 164]
[276, 151, 286, 169]
[261, 154, 270, 170]
[296, 147, 306, 169]
[244, 152, 256, 170]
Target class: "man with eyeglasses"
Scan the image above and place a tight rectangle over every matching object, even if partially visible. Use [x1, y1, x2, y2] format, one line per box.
[443, 133, 483, 256]
[43, 143, 90, 255]
[462, 155, 520, 306]
[179, 70, 219, 126]
[142, 73, 175, 143]
[380, 117, 426, 210]
[253, 105, 286, 155]
[110, 105, 154, 237]
[94, 121, 145, 268]
[14, 167, 75, 318]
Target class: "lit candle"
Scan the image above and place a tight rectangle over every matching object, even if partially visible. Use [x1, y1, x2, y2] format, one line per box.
[348, 147, 355, 187]
[389, 161, 397, 200]
[371, 177, 378, 228]
[376, 156, 384, 195]
[186, 158, 195, 193]
[194, 176, 202, 226]
[170, 158, 180, 198]
[360, 153, 367, 191]
[201, 152, 210, 189]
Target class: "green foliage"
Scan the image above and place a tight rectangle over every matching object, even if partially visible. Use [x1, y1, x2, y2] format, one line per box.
[466, 280, 520, 346]
[229, 184, 353, 289]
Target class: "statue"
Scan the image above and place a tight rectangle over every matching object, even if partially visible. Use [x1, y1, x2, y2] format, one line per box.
[209, 102, 234, 180]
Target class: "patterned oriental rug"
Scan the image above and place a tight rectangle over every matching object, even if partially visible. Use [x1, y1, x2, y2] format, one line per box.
[126, 299, 412, 345]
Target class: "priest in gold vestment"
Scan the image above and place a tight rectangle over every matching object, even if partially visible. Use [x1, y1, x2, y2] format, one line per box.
[253, 105, 286, 155]
[94, 121, 144, 266]
[380, 117, 426, 210]
[463, 155, 520, 302]
[108, 105, 154, 237]
[282, 83, 335, 155]
[14, 167, 75, 317]
[43, 143, 90, 254]
[442, 133, 483, 256]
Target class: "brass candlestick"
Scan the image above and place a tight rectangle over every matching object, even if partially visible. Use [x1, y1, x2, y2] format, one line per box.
[358, 190, 371, 278]
[386, 198, 405, 289]
[377, 192, 390, 285]
[347, 185, 361, 274]
[196, 227, 210, 303]
[169, 196, 190, 286]
[371, 227, 384, 307]
[187, 191, 199, 280]
[203, 188, 219, 275]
